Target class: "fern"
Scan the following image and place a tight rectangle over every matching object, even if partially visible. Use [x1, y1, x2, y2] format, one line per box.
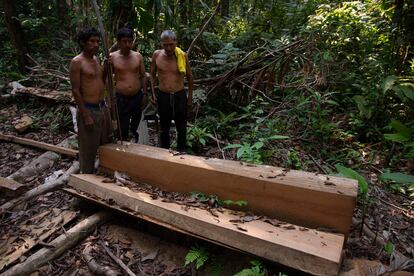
[234, 260, 265, 276]
[211, 255, 225, 276]
[184, 245, 209, 269]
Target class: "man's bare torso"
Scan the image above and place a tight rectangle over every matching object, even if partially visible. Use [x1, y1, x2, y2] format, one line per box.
[71, 53, 104, 103]
[111, 50, 143, 96]
[154, 50, 184, 93]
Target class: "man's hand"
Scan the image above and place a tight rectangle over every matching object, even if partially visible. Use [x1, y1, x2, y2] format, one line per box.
[150, 94, 157, 105]
[105, 55, 113, 65]
[83, 113, 94, 129]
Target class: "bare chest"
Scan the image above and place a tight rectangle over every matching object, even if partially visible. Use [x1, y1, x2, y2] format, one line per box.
[113, 55, 140, 74]
[81, 60, 103, 80]
[156, 56, 179, 75]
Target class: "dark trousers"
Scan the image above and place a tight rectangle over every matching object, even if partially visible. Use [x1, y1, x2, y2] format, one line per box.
[157, 90, 187, 151]
[116, 92, 143, 141]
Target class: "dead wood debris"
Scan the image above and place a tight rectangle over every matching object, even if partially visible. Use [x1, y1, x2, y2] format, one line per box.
[83, 243, 119, 276]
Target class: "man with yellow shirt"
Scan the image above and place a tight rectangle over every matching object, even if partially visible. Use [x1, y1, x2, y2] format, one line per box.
[150, 30, 193, 152]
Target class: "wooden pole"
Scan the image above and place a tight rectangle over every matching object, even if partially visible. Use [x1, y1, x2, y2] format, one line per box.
[0, 133, 78, 157]
[90, 0, 122, 142]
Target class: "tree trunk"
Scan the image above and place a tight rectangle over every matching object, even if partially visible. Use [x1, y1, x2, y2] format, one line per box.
[220, 0, 229, 18]
[179, 0, 187, 25]
[188, 0, 194, 24]
[56, 0, 70, 29]
[3, 0, 29, 73]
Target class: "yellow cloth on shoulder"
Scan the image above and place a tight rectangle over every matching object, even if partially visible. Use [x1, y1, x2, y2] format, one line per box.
[175, 47, 186, 75]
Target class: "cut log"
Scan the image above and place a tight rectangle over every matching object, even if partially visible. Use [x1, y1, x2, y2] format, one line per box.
[69, 174, 345, 276]
[99, 143, 358, 235]
[1, 211, 111, 276]
[14, 87, 72, 103]
[0, 177, 26, 196]
[0, 133, 78, 157]
[13, 115, 32, 133]
[0, 161, 79, 214]
[7, 135, 76, 183]
[0, 209, 77, 271]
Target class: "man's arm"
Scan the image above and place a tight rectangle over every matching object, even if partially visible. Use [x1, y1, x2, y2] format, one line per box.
[139, 53, 147, 96]
[185, 54, 193, 107]
[69, 58, 93, 127]
[149, 51, 158, 104]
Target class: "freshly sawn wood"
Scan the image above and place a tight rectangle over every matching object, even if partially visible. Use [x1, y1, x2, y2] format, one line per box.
[0, 133, 78, 157]
[99, 143, 358, 235]
[69, 174, 345, 276]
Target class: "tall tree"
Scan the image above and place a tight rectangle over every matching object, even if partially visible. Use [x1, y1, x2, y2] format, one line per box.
[3, 0, 29, 73]
[179, 0, 187, 25]
[220, 0, 229, 18]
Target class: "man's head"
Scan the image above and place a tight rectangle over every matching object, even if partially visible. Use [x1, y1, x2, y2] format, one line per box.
[117, 27, 134, 53]
[77, 27, 100, 54]
[160, 30, 177, 57]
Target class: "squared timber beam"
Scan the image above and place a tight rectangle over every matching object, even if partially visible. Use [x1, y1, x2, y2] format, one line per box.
[99, 143, 358, 235]
[69, 174, 345, 275]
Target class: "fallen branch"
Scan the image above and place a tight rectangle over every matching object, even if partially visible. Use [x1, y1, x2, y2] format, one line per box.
[0, 133, 78, 157]
[352, 218, 409, 261]
[187, 1, 221, 57]
[14, 87, 72, 102]
[100, 241, 136, 276]
[0, 161, 79, 215]
[83, 244, 118, 276]
[7, 135, 76, 183]
[1, 211, 111, 276]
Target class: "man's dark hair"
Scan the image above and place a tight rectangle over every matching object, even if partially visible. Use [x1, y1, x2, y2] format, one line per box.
[117, 27, 134, 41]
[77, 27, 100, 48]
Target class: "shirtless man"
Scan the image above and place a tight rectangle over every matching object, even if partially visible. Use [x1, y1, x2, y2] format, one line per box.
[150, 30, 193, 152]
[69, 27, 112, 173]
[110, 27, 146, 142]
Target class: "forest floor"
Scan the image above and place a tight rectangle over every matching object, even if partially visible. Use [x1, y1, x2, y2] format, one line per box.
[0, 94, 413, 275]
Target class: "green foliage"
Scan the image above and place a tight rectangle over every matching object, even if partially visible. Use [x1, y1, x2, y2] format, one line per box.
[383, 76, 414, 102]
[287, 150, 303, 170]
[222, 200, 248, 207]
[234, 260, 265, 276]
[184, 245, 209, 269]
[384, 241, 394, 256]
[210, 255, 225, 276]
[384, 120, 414, 158]
[380, 172, 414, 197]
[205, 43, 245, 74]
[224, 142, 265, 164]
[190, 192, 248, 208]
[186, 126, 211, 149]
[335, 164, 369, 195]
